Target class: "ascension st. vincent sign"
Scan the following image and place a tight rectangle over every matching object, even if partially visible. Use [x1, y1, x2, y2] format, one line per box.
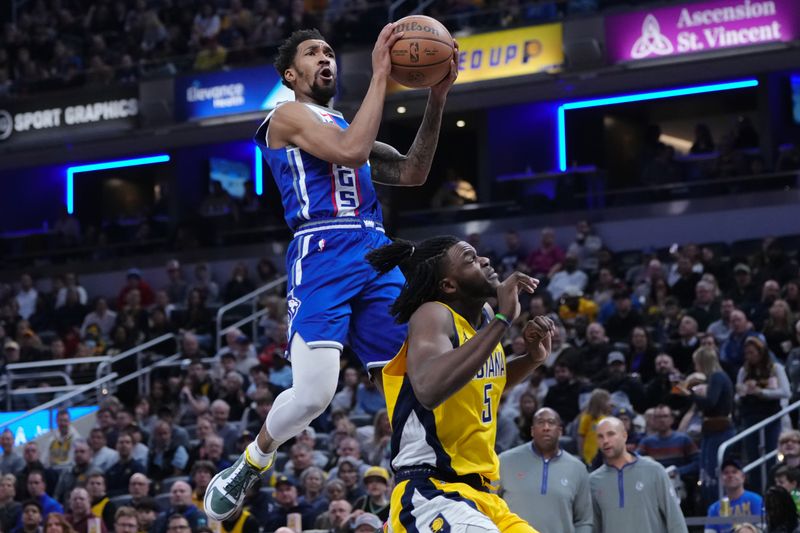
[605, 0, 800, 63]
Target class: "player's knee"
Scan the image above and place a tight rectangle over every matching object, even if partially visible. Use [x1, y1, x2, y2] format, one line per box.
[288, 335, 340, 418]
[293, 373, 337, 417]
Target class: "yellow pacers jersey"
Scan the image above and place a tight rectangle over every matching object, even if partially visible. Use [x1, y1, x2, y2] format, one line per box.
[383, 302, 506, 481]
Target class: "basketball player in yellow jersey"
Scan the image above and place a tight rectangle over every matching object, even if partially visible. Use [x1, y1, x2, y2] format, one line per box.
[366, 235, 554, 533]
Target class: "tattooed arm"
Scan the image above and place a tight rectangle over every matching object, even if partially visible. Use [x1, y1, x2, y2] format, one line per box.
[369, 94, 446, 186]
[370, 43, 458, 186]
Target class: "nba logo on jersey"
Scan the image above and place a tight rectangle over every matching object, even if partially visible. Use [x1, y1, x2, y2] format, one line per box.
[429, 514, 450, 533]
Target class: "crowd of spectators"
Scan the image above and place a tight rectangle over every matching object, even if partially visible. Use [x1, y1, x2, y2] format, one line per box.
[0, 219, 799, 530]
[0, 0, 655, 98]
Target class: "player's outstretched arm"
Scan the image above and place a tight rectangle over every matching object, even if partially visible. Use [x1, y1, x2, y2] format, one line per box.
[268, 24, 403, 168]
[406, 272, 536, 410]
[370, 42, 459, 186]
[505, 316, 555, 388]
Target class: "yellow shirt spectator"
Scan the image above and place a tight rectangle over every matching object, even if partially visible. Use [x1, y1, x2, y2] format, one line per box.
[559, 296, 599, 324]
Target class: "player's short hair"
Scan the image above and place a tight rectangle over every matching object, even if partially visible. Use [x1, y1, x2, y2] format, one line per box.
[366, 236, 461, 324]
[275, 29, 325, 89]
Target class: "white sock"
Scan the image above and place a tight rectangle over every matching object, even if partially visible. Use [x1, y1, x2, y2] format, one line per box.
[246, 441, 274, 469]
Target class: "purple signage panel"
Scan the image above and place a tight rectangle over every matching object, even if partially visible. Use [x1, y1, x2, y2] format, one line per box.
[605, 0, 800, 63]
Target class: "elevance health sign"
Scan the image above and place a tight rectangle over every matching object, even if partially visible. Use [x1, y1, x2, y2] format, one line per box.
[605, 0, 800, 63]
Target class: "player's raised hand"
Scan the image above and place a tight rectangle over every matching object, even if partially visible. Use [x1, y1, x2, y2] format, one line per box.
[372, 23, 404, 80]
[430, 39, 459, 100]
[523, 315, 555, 366]
[496, 272, 539, 322]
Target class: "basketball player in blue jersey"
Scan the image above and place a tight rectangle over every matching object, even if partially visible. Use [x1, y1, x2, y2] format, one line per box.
[366, 236, 554, 533]
[204, 24, 459, 521]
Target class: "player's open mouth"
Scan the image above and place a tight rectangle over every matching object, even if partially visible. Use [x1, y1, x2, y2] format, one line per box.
[318, 67, 333, 81]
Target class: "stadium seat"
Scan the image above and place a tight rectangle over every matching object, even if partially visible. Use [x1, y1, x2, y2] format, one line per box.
[109, 495, 132, 508]
[159, 475, 190, 494]
[274, 451, 289, 472]
[350, 413, 373, 427]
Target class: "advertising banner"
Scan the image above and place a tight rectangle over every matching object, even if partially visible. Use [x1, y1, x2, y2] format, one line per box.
[175, 65, 293, 121]
[605, 0, 800, 63]
[389, 22, 563, 93]
[0, 86, 138, 146]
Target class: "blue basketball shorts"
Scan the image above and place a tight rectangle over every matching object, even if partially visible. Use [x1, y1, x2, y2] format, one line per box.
[284, 219, 407, 369]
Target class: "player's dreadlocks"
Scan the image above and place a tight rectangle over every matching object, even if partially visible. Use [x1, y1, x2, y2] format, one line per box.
[274, 29, 325, 89]
[366, 235, 461, 324]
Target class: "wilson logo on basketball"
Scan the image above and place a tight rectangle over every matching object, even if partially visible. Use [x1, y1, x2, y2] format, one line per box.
[395, 21, 441, 36]
[410, 42, 420, 63]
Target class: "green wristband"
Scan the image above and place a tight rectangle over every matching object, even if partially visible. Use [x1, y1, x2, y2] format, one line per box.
[495, 313, 511, 328]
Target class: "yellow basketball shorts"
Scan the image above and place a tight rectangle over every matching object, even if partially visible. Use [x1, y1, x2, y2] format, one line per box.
[388, 477, 539, 533]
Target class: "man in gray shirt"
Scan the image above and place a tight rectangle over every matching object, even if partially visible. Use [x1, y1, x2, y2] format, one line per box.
[590, 417, 687, 533]
[0, 430, 24, 475]
[499, 407, 592, 533]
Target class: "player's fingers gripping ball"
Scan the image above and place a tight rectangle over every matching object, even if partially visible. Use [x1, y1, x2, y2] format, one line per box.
[390, 15, 454, 88]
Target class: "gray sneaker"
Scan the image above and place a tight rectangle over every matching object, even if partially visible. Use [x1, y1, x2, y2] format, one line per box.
[204, 450, 269, 521]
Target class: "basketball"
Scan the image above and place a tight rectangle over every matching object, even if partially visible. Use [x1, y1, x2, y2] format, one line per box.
[390, 15, 454, 89]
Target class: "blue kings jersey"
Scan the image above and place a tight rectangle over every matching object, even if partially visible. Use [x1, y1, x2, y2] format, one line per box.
[254, 102, 384, 232]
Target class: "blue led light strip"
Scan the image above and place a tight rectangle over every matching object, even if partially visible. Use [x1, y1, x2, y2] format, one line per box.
[253, 147, 263, 196]
[66, 155, 170, 214]
[557, 79, 759, 172]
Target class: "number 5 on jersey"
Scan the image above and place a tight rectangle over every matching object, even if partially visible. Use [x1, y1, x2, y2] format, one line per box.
[481, 383, 493, 423]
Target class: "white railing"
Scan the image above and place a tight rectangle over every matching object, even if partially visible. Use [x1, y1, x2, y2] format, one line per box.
[214, 276, 287, 352]
[717, 398, 800, 499]
[3, 333, 176, 410]
[0, 373, 118, 432]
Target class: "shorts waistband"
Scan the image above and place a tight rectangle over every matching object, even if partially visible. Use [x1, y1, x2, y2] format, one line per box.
[293, 218, 385, 237]
[394, 466, 490, 493]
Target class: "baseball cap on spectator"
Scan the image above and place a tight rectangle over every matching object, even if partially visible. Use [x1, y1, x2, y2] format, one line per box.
[166, 259, 180, 271]
[363, 466, 390, 484]
[274, 475, 295, 488]
[220, 352, 236, 361]
[352, 513, 383, 531]
[734, 263, 751, 275]
[126, 268, 143, 279]
[721, 459, 743, 471]
[612, 406, 634, 419]
[4, 341, 19, 351]
[235, 335, 251, 345]
[607, 351, 626, 365]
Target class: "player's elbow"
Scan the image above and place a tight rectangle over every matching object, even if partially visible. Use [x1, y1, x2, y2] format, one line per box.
[340, 143, 371, 168]
[411, 380, 444, 410]
[401, 170, 427, 186]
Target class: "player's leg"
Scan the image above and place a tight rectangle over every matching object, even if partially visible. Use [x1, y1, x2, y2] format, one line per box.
[481, 493, 539, 533]
[349, 256, 407, 393]
[205, 233, 353, 521]
[388, 478, 500, 533]
[204, 333, 342, 520]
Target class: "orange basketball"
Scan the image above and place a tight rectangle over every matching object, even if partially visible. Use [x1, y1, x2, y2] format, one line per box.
[390, 15, 454, 89]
